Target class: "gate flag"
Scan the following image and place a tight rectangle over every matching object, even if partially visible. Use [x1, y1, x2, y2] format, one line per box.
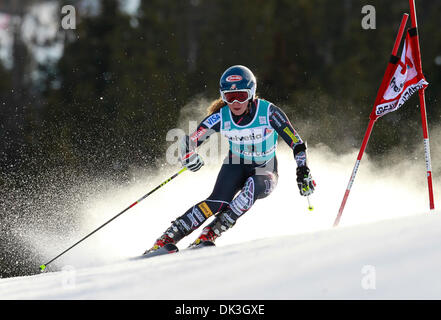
[334, 8, 435, 228]
[371, 30, 428, 120]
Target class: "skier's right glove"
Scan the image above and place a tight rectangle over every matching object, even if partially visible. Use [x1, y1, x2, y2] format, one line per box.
[180, 151, 204, 172]
[296, 165, 316, 196]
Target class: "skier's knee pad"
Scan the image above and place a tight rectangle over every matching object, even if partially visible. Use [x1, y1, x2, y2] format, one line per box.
[253, 171, 278, 200]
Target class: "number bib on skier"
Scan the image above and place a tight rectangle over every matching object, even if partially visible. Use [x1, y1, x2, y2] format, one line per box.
[220, 99, 278, 162]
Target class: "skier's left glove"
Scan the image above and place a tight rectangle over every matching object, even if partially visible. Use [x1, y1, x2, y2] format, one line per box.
[296, 165, 316, 196]
[179, 135, 204, 172]
[180, 151, 204, 172]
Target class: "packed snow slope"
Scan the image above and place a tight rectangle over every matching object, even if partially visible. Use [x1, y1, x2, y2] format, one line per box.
[1, 212, 441, 299]
[2, 138, 441, 299]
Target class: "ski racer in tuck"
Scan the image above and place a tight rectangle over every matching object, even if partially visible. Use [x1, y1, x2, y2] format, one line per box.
[145, 65, 316, 254]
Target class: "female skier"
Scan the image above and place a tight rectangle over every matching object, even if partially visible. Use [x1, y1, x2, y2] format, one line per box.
[145, 65, 315, 254]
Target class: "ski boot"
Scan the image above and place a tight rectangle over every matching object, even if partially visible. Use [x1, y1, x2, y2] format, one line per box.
[189, 207, 238, 249]
[189, 226, 217, 248]
[144, 220, 186, 255]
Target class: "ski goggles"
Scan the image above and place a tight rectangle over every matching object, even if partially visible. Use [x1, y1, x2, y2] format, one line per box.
[221, 89, 252, 104]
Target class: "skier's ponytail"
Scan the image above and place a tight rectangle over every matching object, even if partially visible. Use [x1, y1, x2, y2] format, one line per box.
[206, 97, 226, 116]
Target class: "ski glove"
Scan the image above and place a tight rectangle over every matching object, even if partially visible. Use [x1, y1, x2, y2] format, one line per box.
[296, 165, 316, 196]
[180, 151, 204, 172]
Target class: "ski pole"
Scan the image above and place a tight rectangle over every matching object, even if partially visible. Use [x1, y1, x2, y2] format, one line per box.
[307, 196, 314, 212]
[39, 167, 188, 272]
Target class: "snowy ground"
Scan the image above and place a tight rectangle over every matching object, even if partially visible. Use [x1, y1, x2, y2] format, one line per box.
[1, 142, 440, 300]
[1, 212, 440, 300]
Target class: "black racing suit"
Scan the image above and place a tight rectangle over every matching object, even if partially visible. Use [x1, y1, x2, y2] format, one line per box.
[174, 99, 308, 236]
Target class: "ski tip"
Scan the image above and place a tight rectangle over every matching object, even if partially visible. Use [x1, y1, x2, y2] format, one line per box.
[200, 240, 216, 247]
[188, 240, 216, 249]
[39, 264, 46, 272]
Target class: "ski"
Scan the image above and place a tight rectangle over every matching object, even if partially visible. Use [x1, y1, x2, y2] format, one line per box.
[132, 241, 216, 261]
[189, 240, 216, 249]
[131, 243, 179, 261]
